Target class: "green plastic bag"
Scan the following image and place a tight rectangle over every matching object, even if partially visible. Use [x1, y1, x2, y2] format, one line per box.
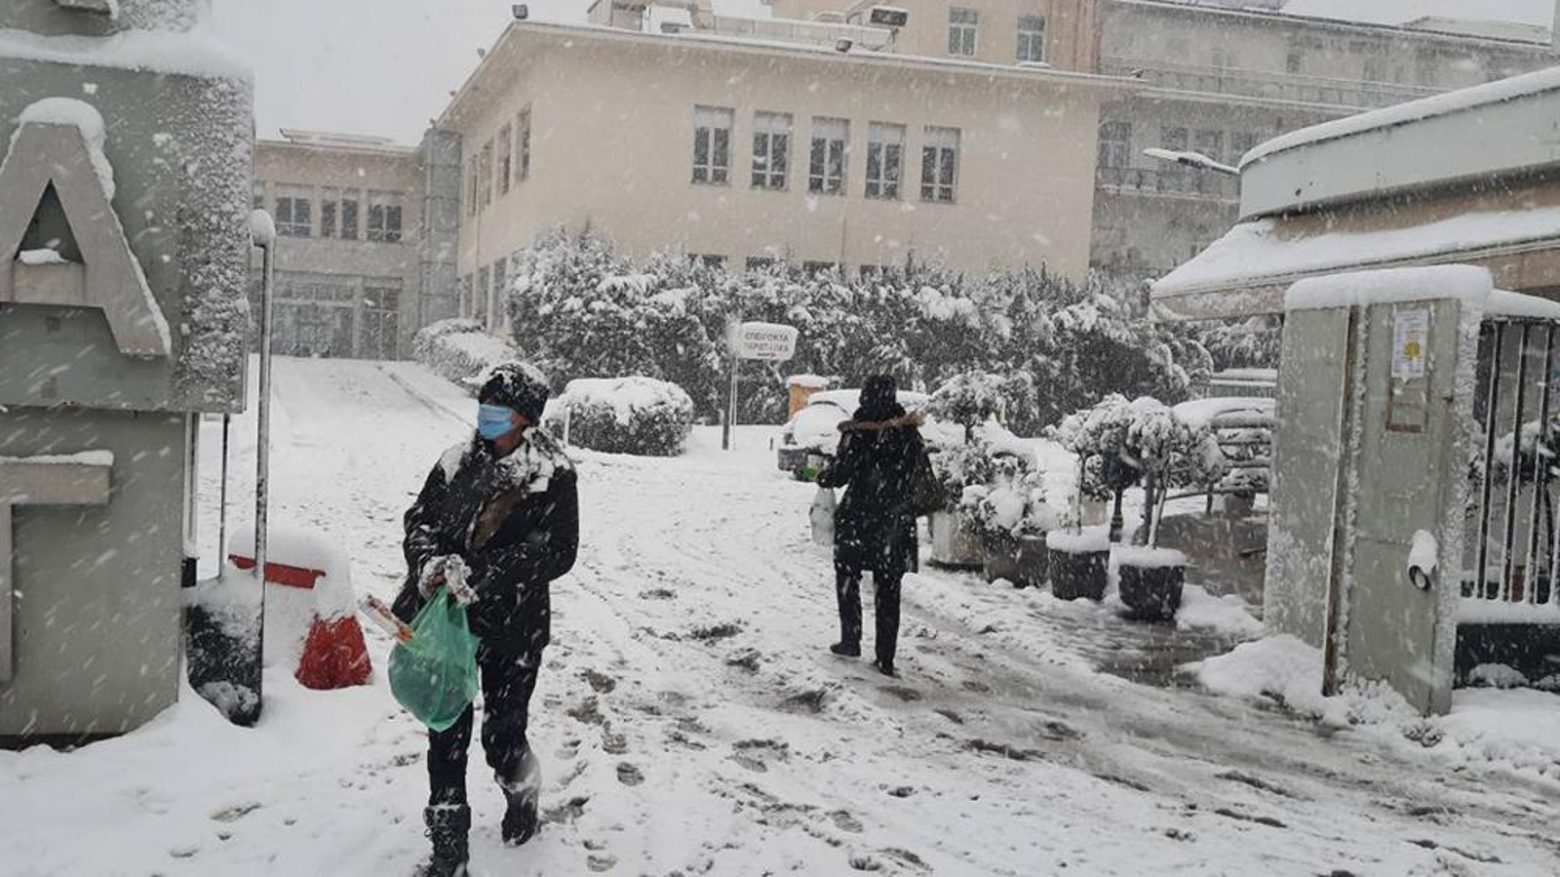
[388, 588, 481, 732]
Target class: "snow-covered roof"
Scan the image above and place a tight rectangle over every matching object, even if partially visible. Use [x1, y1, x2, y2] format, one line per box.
[1284, 266, 1560, 320]
[1118, 0, 1556, 47]
[1152, 203, 1560, 317]
[0, 25, 249, 81]
[1243, 66, 1560, 169]
[441, 19, 1139, 128]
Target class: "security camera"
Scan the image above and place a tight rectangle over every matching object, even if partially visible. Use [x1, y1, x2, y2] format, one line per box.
[513, 4, 529, 19]
[835, 38, 853, 53]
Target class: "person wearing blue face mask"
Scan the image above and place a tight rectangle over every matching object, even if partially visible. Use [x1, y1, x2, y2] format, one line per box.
[393, 361, 579, 876]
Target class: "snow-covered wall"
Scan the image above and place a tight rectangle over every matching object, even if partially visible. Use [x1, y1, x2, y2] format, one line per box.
[0, 14, 253, 412]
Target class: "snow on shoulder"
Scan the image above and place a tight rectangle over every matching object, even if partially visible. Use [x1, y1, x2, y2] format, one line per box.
[15, 97, 115, 201]
[1284, 265, 1560, 320]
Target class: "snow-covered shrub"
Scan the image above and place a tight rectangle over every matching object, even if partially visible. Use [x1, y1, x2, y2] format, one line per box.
[930, 422, 1034, 513]
[545, 376, 695, 456]
[497, 230, 1207, 427]
[413, 318, 519, 394]
[928, 372, 1004, 440]
[961, 470, 1059, 543]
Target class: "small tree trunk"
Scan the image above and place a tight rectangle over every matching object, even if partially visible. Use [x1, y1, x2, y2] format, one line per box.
[1109, 488, 1125, 543]
[1139, 474, 1156, 547]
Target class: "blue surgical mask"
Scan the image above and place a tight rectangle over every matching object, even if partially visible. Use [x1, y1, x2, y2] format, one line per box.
[477, 404, 515, 440]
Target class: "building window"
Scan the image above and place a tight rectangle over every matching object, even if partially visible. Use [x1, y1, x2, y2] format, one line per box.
[865, 122, 904, 199]
[517, 106, 532, 182]
[692, 105, 733, 185]
[1160, 126, 1188, 152]
[459, 275, 472, 317]
[691, 254, 727, 268]
[746, 256, 777, 272]
[465, 156, 478, 218]
[802, 260, 837, 276]
[1286, 50, 1302, 74]
[341, 192, 360, 240]
[252, 180, 265, 210]
[1097, 120, 1131, 169]
[1194, 129, 1224, 165]
[320, 188, 339, 239]
[367, 191, 404, 243]
[948, 8, 977, 56]
[751, 111, 791, 190]
[920, 126, 959, 203]
[497, 123, 513, 196]
[274, 187, 313, 237]
[1211, 47, 1237, 69]
[479, 140, 494, 208]
[362, 281, 401, 360]
[1017, 16, 1045, 63]
[808, 117, 847, 195]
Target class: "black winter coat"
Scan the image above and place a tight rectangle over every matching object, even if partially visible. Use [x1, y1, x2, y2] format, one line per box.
[818, 411, 928, 576]
[393, 429, 579, 657]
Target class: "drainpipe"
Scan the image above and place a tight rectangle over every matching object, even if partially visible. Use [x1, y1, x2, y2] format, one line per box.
[250, 210, 276, 653]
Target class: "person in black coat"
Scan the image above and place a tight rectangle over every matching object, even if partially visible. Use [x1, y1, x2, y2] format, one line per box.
[393, 362, 579, 877]
[817, 374, 929, 676]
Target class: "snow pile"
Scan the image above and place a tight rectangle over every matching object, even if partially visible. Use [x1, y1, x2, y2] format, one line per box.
[17, 248, 67, 266]
[226, 524, 357, 666]
[1047, 527, 1110, 553]
[1199, 636, 1560, 781]
[546, 376, 695, 456]
[0, 25, 249, 80]
[15, 98, 114, 201]
[1174, 584, 1263, 636]
[412, 318, 519, 395]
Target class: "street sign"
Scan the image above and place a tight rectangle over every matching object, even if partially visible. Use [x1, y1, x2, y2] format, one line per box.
[732, 322, 798, 362]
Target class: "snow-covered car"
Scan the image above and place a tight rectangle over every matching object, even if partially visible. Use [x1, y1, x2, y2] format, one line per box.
[777, 389, 958, 479]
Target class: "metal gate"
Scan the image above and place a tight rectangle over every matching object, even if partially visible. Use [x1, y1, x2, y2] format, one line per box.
[1466, 319, 1560, 611]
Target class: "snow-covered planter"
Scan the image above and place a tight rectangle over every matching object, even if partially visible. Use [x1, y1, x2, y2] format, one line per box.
[413, 318, 519, 394]
[1114, 546, 1188, 620]
[1047, 528, 1110, 601]
[963, 471, 1058, 588]
[929, 509, 985, 569]
[545, 376, 695, 456]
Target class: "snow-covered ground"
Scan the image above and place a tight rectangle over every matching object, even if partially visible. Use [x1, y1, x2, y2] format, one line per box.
[3, 357, 1559, 876]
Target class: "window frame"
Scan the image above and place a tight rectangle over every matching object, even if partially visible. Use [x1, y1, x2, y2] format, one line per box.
[751, 111, 792, 191]
[808, 117, 848, 196]
[1017, 15, 1046, 63]
[497, 122, 513, 197]
[948, 7, 978, 57]
[865, 122, 905, 200]
[366, 190, 404, 244]
[517, 106, 532, 183]
[479, 140, 494, 208]
[274, 186, 314, 237]
[692, 105, 733, 185]
[919, 126, 959, 204]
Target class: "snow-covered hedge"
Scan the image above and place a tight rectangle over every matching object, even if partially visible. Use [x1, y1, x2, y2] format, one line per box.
[412, 318, 519, 395]
[545, 376, 695, 456]
[499, 229, 1211, 429]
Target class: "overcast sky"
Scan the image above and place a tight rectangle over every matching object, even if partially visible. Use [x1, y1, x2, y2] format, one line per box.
[207, 0, 1556, 144]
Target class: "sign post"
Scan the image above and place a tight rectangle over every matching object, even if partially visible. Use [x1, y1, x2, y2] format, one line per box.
[725, 321, 799, 451]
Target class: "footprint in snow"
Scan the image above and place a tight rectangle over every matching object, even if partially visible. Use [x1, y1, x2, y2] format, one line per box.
[587, 853, 618, 872]
[879, 685, 921, 702]
[616, 762, 644, 786]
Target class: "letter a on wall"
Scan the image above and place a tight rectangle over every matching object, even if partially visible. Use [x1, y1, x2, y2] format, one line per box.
[0, 99, 170, 357]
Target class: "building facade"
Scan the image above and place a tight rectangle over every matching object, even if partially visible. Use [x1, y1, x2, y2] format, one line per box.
[251, 131, 428, 359]
[438, 13, 1131, 329]
[1092, 0, 1557, 280]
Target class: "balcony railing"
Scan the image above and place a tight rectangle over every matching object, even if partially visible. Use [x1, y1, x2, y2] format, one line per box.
[1103, 57, 1444, 110]
[1096, 165, 1239, 202]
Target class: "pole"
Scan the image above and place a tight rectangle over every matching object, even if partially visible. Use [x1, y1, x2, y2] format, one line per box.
[218, 413, 230, 571]
[255, 221, 276, 650]
[726, 353, 740, 452]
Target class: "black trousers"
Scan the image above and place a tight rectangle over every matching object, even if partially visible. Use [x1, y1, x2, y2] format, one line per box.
[427, 645, 543, 806]
[835, 563, 903, 666]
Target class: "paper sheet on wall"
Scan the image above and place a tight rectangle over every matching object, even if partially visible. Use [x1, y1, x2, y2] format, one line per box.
[1392, 309, 1430, 380]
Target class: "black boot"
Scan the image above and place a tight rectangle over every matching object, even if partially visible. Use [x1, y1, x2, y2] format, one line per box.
[419, 804, 470, 877]
[500, 752, 542, 846]
[833, 567, 862, 657]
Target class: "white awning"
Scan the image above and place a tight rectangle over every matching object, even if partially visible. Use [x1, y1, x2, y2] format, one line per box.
[1151, 204, 1560, 320]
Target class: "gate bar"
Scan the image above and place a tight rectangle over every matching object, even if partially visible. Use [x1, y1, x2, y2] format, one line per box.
[1475, 323, 1504, 598]
[1501, 323, 1532, 602]
[1523, 325, 1556, 603]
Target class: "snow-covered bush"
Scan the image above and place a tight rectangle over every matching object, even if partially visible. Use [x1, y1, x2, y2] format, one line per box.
[928, 372, 1004, 440]
[413, 318, 519, 394]
[961, 469, 1059, 543]
[545, 376, 695, 456]
[499, 229, 1207, 426]
[930, 422, 1035, 513]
